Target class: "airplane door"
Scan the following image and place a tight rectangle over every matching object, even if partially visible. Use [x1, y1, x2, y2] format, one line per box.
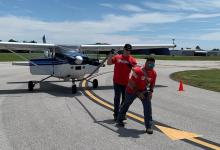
[30, 58, 54, 75]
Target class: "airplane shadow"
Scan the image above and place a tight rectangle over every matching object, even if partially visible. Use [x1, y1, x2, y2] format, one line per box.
[86, 85, 114, 90]
[86, 84, 168, 91]
[40, 82, 83, 97]
[0, 82, 168, 98]
[0, 82, 82, 97]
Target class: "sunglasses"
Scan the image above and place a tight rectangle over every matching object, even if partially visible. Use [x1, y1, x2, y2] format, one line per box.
[125, 49, 131, 51]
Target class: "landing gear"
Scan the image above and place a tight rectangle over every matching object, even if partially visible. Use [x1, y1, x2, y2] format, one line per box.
[92, 79, 98, 88]
[28, 81, 35, 91]
[72, 79, 77, 94]
[27, 75, 53, 91]
[72, 84, 77, 94]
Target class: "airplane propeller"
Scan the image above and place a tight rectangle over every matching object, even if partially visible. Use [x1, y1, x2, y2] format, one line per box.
[74, 55, 83, 64]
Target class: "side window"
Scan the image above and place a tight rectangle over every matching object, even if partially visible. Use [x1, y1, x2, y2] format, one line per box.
[55, 53, 66, 60]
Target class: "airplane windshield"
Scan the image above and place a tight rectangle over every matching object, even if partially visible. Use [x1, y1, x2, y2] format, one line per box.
[63, 50, 86, 59]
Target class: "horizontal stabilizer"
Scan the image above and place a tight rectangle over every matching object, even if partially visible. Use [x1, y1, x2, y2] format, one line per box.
[12, 61, 30, 66]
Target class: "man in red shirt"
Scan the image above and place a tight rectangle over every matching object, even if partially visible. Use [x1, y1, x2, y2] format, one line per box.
[107, 44, 137, 121]
[116, 57, 157, 134]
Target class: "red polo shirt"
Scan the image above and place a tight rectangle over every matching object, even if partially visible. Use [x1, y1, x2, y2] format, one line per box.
[126, 66, 157, 94]
[112, 54, 137, 85]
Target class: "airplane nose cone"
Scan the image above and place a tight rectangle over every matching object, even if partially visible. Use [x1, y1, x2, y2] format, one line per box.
[75, 55, 83, 64]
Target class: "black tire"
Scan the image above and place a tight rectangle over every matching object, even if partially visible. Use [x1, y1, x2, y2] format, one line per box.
[72, 84, 77, 94]
[28, 81, 34, 91]
[93, 79, 98, 88]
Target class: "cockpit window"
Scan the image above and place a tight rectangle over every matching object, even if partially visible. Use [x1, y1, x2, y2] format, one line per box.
[63, 50, 86, 59]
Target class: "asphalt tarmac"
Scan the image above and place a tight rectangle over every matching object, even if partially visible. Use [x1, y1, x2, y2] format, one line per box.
[0, 60, 219, 150]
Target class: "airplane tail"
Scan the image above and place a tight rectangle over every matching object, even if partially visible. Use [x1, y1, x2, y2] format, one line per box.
[42, 35, 46, 43]
[42, 35, 50, 57]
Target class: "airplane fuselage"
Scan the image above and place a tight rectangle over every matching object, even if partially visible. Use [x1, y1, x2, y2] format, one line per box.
[29, 49, 100, 80]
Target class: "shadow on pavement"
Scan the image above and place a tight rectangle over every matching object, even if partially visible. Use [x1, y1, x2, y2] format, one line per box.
[74, 96, 146, 138]
[0, 82, 83, 97]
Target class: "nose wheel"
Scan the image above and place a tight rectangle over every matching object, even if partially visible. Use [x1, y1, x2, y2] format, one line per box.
[92, 79, 98, 88]
[72, 84, 77, 94]
[28, 81, 35, 91]
[72, 79, 77, 94]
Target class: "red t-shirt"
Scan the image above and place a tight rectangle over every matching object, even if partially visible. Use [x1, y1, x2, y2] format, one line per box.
[112, 54, 137, 85]
[126, 66, 157, 94]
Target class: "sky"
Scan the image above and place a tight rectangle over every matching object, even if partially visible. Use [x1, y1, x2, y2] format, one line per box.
[0, 0, 220, 50]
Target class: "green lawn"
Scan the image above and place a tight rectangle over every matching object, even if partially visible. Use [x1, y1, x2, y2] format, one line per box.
[170, 69, 220, 92]
[134, 55, 220, 61]
[1, 53, 220, 61]
[0, 53, 44, 61]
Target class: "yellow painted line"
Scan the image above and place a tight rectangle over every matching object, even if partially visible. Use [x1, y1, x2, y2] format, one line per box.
[126, 112, 144, 122]
[82, 80, 220, 150]
[84, 85, 114, 110]
[155, 125, 200, 141]
[189, 138, 220, 150]
[83, 80, 144, 122]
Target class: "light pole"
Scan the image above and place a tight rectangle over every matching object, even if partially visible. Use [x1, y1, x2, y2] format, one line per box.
[172, 38, 175, 50]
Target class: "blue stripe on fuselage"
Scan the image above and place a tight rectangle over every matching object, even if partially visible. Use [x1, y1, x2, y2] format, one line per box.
[29, 58, 68, 66]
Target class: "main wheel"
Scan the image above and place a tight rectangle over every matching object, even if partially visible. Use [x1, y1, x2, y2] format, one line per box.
[72, 84, 77, 94]
[28, 81, 34, 91]
[93, 79, 98, 88]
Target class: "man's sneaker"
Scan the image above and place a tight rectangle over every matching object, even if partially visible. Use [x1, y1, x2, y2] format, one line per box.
[146, 127, 153, 134]
[116, 122, 125, 127]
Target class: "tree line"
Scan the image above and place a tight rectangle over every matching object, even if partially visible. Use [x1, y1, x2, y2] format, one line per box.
[0, 39, 38, 53]
[7, 39, 37, 43]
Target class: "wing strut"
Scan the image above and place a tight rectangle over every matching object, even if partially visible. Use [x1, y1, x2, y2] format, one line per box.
[7, 49, 39, 67]
[84, 52, 114, 79]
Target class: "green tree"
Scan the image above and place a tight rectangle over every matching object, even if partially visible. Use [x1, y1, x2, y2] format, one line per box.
[196, 45, 201, 50]
[8, 39, 17, 42]
[29, 40, 37, 43]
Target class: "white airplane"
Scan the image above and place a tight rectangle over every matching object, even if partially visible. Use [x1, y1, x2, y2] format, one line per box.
[0, 39, 176, 94]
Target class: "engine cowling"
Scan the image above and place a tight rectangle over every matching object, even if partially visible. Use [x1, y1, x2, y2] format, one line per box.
[75, 55, 83, 64]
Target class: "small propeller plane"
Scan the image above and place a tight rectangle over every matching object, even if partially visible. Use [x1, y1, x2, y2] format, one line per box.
[0, 37, 176, 94]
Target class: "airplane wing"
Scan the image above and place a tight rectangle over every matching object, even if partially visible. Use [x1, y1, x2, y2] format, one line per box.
[0, 42, 176, 51]
[0, 42, 55, 51]
[80, 44, 176, 51]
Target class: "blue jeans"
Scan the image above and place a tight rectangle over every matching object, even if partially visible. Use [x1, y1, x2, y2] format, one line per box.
[117, 91, 153, 128]
[113, 83, 126, 118]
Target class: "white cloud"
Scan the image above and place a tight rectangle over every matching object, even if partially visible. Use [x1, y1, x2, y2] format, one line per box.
[119, 4, 145, 12]
[199, 32, 220, 40]
[99, 3, 114, 9]
[100, 3, 145, 12]
[0, 13, 182, 44]
[143, 1, 199, 12]
[187, 13, 220, 19]
[0, 11, 218, 47]
[143, 0, 220, 12]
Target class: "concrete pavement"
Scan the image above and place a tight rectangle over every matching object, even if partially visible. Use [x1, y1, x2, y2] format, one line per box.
[0, 61, 219, 150]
